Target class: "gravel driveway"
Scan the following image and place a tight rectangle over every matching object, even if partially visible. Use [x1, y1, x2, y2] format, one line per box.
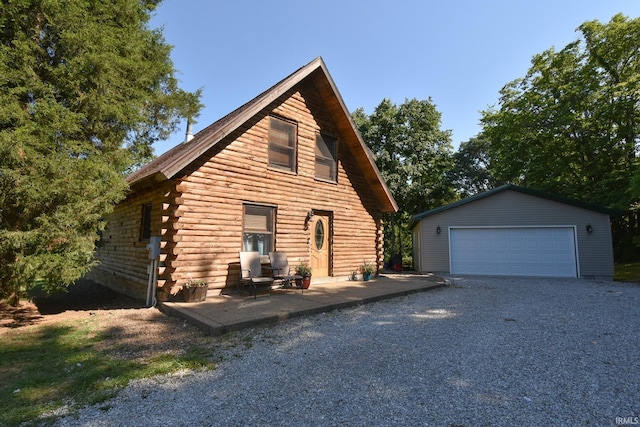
[56, 276, 640, 426]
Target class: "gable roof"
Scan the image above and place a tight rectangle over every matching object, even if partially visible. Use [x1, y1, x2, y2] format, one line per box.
[412, 184, 617, 226]
[127, 57, 398, 213]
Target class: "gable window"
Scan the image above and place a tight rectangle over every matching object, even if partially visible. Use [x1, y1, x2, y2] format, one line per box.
[140, 204, 152, 240]
[268, 116, 296, 172]
[243, 204, 275, 255]
[315, 132, 337, 182]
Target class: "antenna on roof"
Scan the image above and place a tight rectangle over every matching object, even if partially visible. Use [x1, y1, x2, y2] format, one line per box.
[184, 119, 194, 143]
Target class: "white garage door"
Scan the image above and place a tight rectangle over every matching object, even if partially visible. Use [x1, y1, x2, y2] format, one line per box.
[449, 227, 578, 277]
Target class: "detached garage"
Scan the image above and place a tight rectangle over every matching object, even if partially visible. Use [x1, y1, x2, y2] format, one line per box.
[412, 185, 615, 279]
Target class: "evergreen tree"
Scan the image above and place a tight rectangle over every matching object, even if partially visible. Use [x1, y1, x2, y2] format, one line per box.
[0, 0, 201, 303]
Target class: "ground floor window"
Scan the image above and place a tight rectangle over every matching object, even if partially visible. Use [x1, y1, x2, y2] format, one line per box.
[243, 204, 275, 255]
[140, 203, 152, 240]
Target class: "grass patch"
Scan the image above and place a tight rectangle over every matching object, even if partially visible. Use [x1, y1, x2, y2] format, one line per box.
[0, 318, 215, 426]
[615, 262, 640, 282]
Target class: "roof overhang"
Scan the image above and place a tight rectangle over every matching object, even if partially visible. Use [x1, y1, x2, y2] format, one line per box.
[127, 57, 397, 213]
[411, 184, 620, 229]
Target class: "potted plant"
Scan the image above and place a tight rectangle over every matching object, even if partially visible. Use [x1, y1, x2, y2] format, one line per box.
[359, 261, 376, 281]
[182, 278, 208, 302]
[294, 261, 312, 289]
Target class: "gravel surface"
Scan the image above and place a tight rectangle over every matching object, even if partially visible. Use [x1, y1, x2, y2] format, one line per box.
[54, 276, 640, 426]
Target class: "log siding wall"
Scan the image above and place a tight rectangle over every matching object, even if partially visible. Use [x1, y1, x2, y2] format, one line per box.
[88, 181, 175, 299]
[91, 83, 385, 299]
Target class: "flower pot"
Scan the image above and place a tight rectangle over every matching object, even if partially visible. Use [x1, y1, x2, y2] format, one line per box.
[296, 276, 311, 289]
[363, 272, 371, 281]
[182, 286, 208, 302]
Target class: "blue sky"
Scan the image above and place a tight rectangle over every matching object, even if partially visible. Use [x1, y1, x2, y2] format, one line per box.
[150, 0, 640, 155]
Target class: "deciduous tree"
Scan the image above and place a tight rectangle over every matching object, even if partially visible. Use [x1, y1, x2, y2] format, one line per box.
[353, 98, 454, 264]
[481, 14, 639, 208]
[448, 135, 499, 198]
[481, 14, 640, 259]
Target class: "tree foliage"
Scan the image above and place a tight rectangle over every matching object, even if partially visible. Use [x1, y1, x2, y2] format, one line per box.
[480, 14, 640, 260]
[481, 14, 639, 210]
[0, 0, 201, 303]
[353, 98, 454, 262]
[448, 135, 499, 198]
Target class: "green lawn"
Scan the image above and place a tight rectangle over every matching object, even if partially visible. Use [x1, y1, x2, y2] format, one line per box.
[0, 317, 215, 426]
[615, 263, 640, 283]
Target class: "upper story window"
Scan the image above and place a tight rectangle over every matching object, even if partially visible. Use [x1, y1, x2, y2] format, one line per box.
[268, 116, 297, 172]
[315, 132, 337, 182]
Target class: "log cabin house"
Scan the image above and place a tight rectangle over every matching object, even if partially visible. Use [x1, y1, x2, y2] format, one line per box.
[89, 57, 398, 301]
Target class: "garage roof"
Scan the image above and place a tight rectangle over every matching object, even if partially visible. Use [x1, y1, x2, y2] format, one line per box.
[412, 184, 618, 227]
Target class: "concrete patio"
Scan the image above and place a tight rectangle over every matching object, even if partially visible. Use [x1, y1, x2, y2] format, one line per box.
[158, 273, 448, 335]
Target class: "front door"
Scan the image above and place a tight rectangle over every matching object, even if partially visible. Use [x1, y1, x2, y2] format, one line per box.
[310, 212, 330, 277]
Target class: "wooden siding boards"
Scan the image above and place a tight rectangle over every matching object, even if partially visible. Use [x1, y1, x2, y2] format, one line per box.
[89, 57, 397, 300]
[413, 186, 615, 278]
[125, 57, 396, 214]
[88, 181, 176, 299]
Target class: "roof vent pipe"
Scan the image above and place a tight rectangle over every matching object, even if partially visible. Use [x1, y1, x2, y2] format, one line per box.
[184, 119, 194, 143]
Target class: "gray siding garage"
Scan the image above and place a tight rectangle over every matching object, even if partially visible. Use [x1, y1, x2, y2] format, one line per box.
[412, 185, 615, 279]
